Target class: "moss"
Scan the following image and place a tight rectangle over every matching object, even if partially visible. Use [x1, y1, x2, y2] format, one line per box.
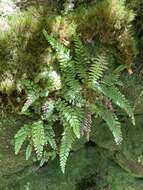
[0, 6, 56, 94]
[2, 146, 143, 190]
[0, 76, 143, 189]
[0, 5, 78, 95]
[0, 0, 138, 96]
[71, 0, 137, 70]
[0, 1, 142, 189]
[0, 113, 34, 188]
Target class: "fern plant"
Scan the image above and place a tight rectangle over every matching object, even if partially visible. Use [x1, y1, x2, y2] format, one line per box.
[15, 120, 56, 160]
[14, 31, 135, 173]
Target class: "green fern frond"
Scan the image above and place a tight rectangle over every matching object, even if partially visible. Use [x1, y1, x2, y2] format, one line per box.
[45, 124, 57, 150]
[43, 30, 81, 103]
[88, 55, 108, 87]
[81, 110, 92, 141]
[31, 121, 45, 159]
[74, 36, 89, 62]
[26, 143, 33, 160]
[43, 30, 71, 65]
[15, 124, 31, 155]
[62, 84, 84, 106]
[56, 100, 83, 138]
[95, 105, 122, 144]
[103, 73, 122, 86]
[19, 80, 40, 113]
[13, 32, 135, 173]
[43, 30, 76, 84]
[21, 93, 38, 113]
[74, 36, 89, 80]
[40, 150, 57, 167]
[20, 80, 38, 94]
[60, 127, 75, 173]
[99, 85, 135, 125]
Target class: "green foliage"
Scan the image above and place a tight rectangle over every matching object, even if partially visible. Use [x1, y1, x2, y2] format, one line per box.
[126, 0, 143, 55]
[0, 0, 135, 174]
[15, 120, 57, 162]
[88, 55, 108, 85]
[0, 0, 137, 97]
[60, 127, 75, 173]
[74, 36, 89, 81]
[98, 85, 135, 125]
[20, 81, 40, 113]
[45, 124, 57, 150]
[56, 100, 83, 139]
[14, 32, 135, 173]
[31, 121, 45, 159]
[95, 105, 122, 144]
[26, 143, 33, 161]
[15, 124, 31, 155]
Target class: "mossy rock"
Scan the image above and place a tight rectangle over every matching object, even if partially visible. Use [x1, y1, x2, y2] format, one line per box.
[0, 114, 34, 188]
[0, 0, 137, 95]
[0, 1, 142, 189]
[3, 146, 143, 190]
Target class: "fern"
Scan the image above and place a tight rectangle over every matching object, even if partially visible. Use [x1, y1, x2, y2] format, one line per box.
[21, 93, 38, 113]
[43, 30, 83, 106]
[103, 73, 122, 86]
[45, 124, 57, 150]
[40, 150, 57, 167]
[99, 84, 135, 125]
[62, 84, 84, 106]
[60, 127, 75, 173]
[56, 100, 83, 139]
[15, 121, 46, 160]
[74, 35, 89, 81]
[81, 110, 92, 141]
[95, 105, 122, 144]
[20, 80, 40, 113]
[31, 121, 45, 159]
[26, 143, 33, 160]
[88, 55, 108, 87]
[43, 30, 71, 66]
[15, 124, 31, 155]
[14, 33, 135, 174]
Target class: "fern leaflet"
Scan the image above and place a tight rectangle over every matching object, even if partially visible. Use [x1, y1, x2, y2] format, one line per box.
[45, 124, 57, 150]
[74, 36, 89, 80]
[95, 105, 122, 144]
[60, 127, 75, 173]
[56, 100, 83, 138]
[14, 124, 30, 155]
[31, 121, 45, 159]
[99, 85, 135, 125]
[26, 143, 33, 160]
[88, 55, 108, 87]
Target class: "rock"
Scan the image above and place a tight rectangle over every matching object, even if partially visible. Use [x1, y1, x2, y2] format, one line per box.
[114, 151, 143, 178]
[0, 114, 33, 188]
[4, 146, 143, 190]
